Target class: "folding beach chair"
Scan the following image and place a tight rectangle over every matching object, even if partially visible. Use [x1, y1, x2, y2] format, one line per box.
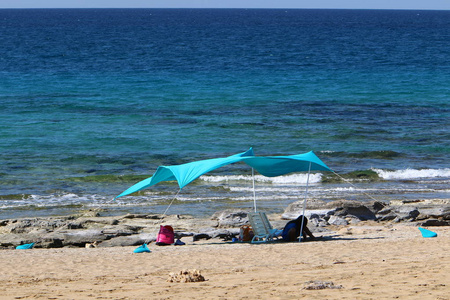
[248, 212, 282, 243]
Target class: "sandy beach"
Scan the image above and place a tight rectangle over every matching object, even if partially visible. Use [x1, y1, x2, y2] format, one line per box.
[2, 7, 450, 300]
[1, 223, 448, 300]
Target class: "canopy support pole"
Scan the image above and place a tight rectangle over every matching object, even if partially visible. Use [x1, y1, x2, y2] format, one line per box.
[252, 168, 257, 212]
[162, 188, 181, 218]
[299, 162, 311, 242]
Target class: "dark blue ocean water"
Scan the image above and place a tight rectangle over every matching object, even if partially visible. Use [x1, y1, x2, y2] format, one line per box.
[0, 9, 449, 218]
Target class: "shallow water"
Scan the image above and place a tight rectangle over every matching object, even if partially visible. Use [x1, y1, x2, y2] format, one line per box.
[0, 9, 449, 219]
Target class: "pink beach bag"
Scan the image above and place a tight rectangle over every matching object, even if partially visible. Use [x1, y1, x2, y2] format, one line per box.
[156, 225, 175, 246]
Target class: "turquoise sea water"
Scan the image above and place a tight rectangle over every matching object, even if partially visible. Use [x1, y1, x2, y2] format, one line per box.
[0, 9, 449, 219]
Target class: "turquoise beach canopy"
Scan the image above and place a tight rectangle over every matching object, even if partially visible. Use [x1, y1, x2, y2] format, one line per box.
[115, 148, 331, 199]
[114, 148, 255, 199]
[244, 151, 331, 177]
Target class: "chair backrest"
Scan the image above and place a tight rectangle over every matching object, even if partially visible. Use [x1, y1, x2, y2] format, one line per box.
[248, 212, 267, 236]
[259, 212, 273, 232]
[248, 212, 272, 235]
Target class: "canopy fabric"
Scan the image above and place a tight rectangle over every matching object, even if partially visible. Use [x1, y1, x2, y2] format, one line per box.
[243, 151, 331, 177]
[114, 148, 255, 199]
[114, 149, 332, 200]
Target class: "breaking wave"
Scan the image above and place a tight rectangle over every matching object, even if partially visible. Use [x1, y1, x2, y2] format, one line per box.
[200, 173, 323, 185]
[373, 168, 450, 180]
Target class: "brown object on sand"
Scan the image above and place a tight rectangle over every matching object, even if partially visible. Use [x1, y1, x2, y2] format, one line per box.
[167, 269, 206, 283]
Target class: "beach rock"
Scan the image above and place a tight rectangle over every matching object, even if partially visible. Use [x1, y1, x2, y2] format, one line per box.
[3, 218, 63, 234]
[308, 215, 329, 227]
[121, 214, 162, 219]
[101, 227, 138, 237]
[190, 227, 235, 241]
[327, 200, 377, 221]
[62, 229, 108, 247]
[328, 216, 349, 226]
[376, 206, 393, 215]
[226, 228, 240, 236]
[0, 217, 75, 234]
[211, 210, 249, 227]
[387, 200, 450, 222]
[282, 200, 384, 221]
[377, 213, 397, 221]
[137, 233, 157, 242]
[66, 222, 84, 229]
[0, 232, 64, 249]
[282, 199, 448, 224]
[4, 219, 36, 234]
[193, 233, 212, 241]
[282, 209, 334, 220]
[370, 201, 387, 212]
[57, 226, 145, 248]
[375, 206, 397, 221]
[420, 219, 450, 226]
[0, 233, 32, 248]
[1, 201, 448, 249]
[417, 206, 450, 220]
[0, 213, 229, 248]
[98, 234, 155, 247]
[390, 199, 449, 206]
[346, 216, 363, 224]
[174, 231, 195, 238]
[203, 228, 239, 240]
[37, 237, 64, 248]
[74, 217, 120, 228]
[390, 206, 420, 221]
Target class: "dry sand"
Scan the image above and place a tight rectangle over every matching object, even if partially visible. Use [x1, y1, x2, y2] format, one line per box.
[1, 223, 449, 300]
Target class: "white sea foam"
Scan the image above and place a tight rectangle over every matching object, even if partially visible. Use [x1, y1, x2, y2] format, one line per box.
[200, 173, 323, 184]
[373, 168, 450, 180]
[332, 187, 356, 192]
[1, 193, 106, 208]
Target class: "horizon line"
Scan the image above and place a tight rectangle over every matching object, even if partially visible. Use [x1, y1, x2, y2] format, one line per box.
[1, 7, 450, 11]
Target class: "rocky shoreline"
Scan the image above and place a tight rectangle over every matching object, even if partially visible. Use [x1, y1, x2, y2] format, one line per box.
[1, 199, 449, 249]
